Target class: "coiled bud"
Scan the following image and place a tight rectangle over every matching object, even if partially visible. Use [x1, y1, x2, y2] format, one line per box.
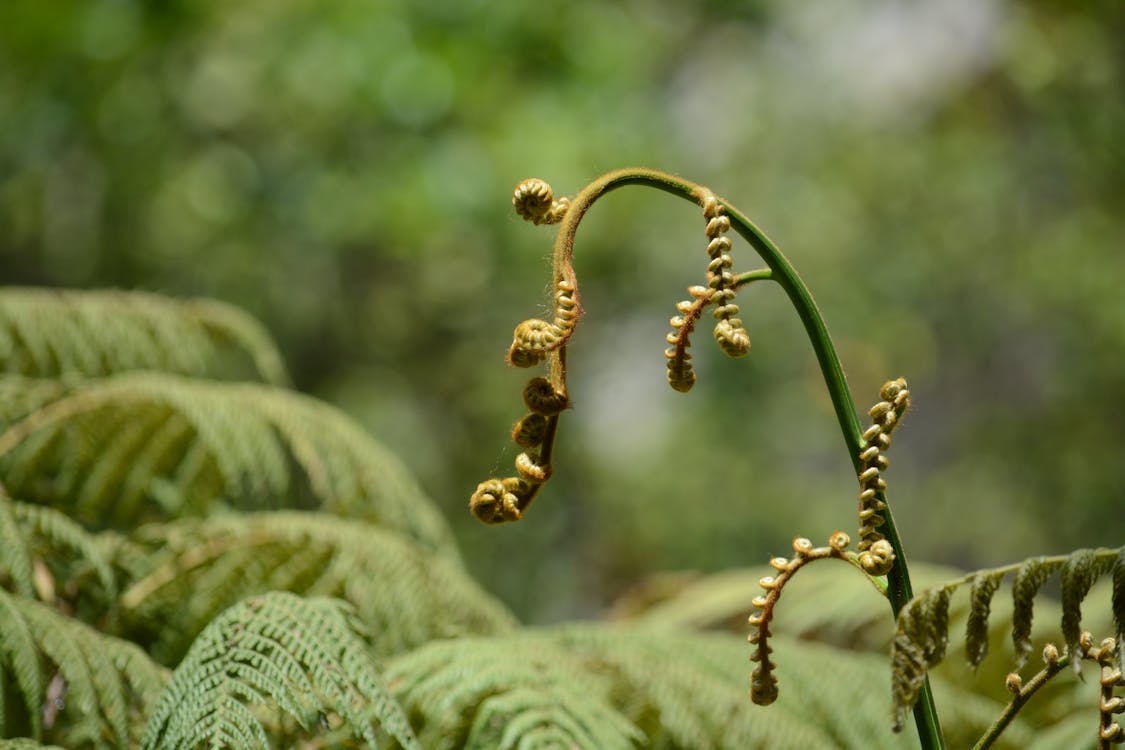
[701, 192, 750, 359]
[856, 378, 910, 575]
[512, 413, 549, 448]
[523, 376, 568, 416]
[515, 451, 551, 482]
[665, 285, 709, 393]
[506, 279, 581, 367]
[512, 178, 570, 225]
[469, 478, 525, 525]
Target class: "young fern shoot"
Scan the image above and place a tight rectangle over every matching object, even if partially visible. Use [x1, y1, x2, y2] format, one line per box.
[467, 168, 944, 747]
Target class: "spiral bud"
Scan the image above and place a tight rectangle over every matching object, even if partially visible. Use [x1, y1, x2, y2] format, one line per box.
[513, 178, 570, 225]
[515, 451, 551, 482]
[512, 413, 549, 448]
[714, 318, 751, 358]
[523, 376, 568, 416]
[859, 539, 896, 576]
[469, 478, 523, 525]
[856, 378, 910, 564]
[506, 279, 581, 366]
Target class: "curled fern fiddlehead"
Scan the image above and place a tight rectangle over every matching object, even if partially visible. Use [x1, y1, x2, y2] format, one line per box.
[511, 413, 549, 448]
[512, 178, 571, 226]
[747, 531, 853, 706]
[856, 377, 910, 576]
[701, 193, 750, 359]
[1083, 633, 1125, 745]
[470, 478, 528, 525]
[665, 286, 709, 393]
[523, 376, 568, 416]
[507, 280, 580, 368]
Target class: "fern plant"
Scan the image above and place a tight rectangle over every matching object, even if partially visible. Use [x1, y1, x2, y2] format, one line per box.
[468, 168, 1125, 749]
[0, 167, 1121, 749]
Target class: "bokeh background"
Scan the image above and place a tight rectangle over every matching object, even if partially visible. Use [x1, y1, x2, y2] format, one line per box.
[2, 0, 1122, 622]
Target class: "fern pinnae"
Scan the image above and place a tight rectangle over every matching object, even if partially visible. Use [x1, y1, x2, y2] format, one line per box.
[121, 513, 515, 664]
[0, 588, 166, 748]
[891, 584, 955, 731]
[142, 592, 421, 750]
[0, 489, 35, 600]
[1060, 548, 1117, 676]
[0, 588, 44, 738]
[1114, 547, 1125, 671]
[1012, 556, 1068, 669]
[966, 570, 1007, 669]
[890, 545, 1125, 731]
[0, 373, 457, 553]
[0, 288, 289, 383]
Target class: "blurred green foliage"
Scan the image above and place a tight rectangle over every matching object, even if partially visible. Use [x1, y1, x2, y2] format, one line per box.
[1, 0, 1122, 622]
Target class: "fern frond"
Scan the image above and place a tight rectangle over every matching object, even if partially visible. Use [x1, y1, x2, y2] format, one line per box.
[0, 588, 167, 748]
[0, 488, 117, 617]
[387, 624, 1016, 749]
[384, 633, 642, 750]
[0, 372, 455, 554]
[0, 741, 68, 750]
[891, 546, 1124, 730]
[118, 512, 516, 664]
[0, 288, 288, 384]
[141, 592, 420, 750]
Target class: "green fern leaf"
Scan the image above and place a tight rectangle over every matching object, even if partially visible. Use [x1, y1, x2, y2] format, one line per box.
[1011, 556, 1067, 668]
[965, 570, 1006, 668]
[118, 512, 516, 664]
[0, 489, 118, 619]
[387, 623, 1015, 749]
[1059, 548, 1116, 674]
[0, 741, 68, 750]
[0, 373, 455, 555]
[891, 546, 1123, 730]
[891, 585, 954, 730]
[0, 589, 166, 748]
[0, 288, 288, 384]
[384, 633, 642, 750]
[141, 592, 420, 750]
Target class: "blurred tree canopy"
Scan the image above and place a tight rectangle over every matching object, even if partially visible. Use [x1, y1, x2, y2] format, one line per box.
[1, 0, 1122, 621]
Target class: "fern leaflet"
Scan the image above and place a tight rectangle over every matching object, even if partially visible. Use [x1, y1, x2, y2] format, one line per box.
[141, 591, 420, 750]
[0, 288, 288, 384]
[118, 512, 516, 664]
[0, 589, 167, 748]
[0, 372, 456, 556]
[891, 546, 1124, 729]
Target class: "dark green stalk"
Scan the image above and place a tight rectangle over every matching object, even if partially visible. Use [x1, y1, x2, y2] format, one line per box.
[550, 167, 944, 748]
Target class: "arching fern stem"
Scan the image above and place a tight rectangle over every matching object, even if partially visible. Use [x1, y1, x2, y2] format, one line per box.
[551, 168, 944, 749]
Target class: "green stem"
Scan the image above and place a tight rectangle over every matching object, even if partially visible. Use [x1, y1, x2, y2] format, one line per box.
[548, 167, 944, 748]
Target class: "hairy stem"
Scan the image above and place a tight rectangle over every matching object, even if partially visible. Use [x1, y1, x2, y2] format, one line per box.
[972, 655, 1070, 750]
[549, 167, 944, 748]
